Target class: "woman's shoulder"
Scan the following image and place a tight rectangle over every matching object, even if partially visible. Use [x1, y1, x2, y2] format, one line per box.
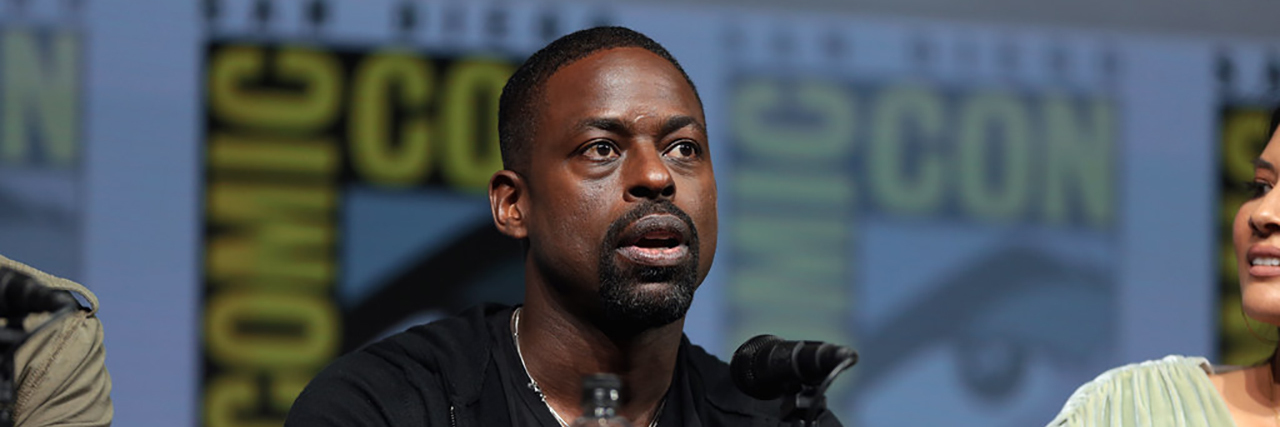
[1046, 355, 1235, 427]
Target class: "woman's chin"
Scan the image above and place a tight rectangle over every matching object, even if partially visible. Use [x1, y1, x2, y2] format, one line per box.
[1242, 301, 1280, 326]
[1241, 283, 1280, 323]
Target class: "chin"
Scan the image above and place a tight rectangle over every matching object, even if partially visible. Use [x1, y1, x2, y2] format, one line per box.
[1242, 284, 1280, 325]
[599, 281, 692, 333]
[1243, 306, 1280, 326]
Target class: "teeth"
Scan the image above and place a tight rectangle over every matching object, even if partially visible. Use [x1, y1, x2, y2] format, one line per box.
[1253, 257, 1280, 266]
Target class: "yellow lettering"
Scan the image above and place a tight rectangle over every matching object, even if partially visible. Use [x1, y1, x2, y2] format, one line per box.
[440, 59, 512, 191]
[205, 290, 339, 368]
[209, 46, 341, 132]
[209, 133, 338, 175]
[869, 84, 945, 214]
[349, 51, 433, 186]
[1043, 95, 1114, 226]
[2, 30, 78, 166]
[733, 80, 855, 161]
[957, 91, 1031, 221]
[205, 373, 312, 427]
[732, 215, 848, 315]
[207, 183, 336, 284]
[734, 168, 853, 204]
[1222, 110, 1269, 184]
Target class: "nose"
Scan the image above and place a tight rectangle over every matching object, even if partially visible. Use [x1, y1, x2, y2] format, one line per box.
[1252, 193, 1280, 237]
[624, 145, 675, 201]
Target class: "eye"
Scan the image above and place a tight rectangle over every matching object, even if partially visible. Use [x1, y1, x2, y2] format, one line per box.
[664, 140, 701, 160]
[581, 141, 619, 161]
[1246, 181, 1274, 199]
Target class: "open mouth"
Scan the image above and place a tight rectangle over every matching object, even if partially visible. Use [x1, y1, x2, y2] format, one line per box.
[1252, 257, 1280, 267]
[615, 215, 691, 267]
[628, 229, 683, 249]
[1246, 245, 1280, 278]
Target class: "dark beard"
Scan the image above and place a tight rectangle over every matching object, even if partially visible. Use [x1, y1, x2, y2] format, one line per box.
[597, 201, 700, 335]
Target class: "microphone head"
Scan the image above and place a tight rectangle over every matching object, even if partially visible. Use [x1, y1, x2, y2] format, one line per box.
[731, 334, 860, 400]
[730, 334, 787, 400]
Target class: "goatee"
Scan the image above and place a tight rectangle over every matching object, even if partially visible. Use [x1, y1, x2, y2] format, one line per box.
[598, 200, 700, 335]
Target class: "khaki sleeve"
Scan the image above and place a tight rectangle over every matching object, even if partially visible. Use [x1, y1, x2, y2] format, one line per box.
[12, 310, 113, 427]
[1, 254, 112, 426]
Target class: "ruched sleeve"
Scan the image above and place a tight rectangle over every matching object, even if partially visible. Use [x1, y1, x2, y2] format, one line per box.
[1047, 355, 1235, 427]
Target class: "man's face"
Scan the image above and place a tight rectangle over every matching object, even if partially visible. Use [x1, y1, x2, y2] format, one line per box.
[524, 47, 717, 332]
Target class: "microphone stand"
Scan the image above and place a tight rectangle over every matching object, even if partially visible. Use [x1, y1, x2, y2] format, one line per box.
[0, 305, 76, 427]
[778, 357, 856, 427]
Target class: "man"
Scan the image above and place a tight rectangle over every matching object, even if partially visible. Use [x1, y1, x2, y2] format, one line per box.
[0, 254, 112, 426]
[286, 26, 841, 426]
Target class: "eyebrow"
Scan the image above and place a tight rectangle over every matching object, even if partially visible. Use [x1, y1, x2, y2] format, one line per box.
[1256, 158, 1275, 172]
[659, 115, 706, 137]
[572, 115, 706, 138]
[575, 117, 630, 135]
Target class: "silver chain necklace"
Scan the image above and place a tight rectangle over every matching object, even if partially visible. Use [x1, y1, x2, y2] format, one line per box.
[511, 307, 664, 427]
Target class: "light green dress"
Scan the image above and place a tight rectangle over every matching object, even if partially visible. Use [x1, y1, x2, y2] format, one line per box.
[1047, 355, 1237, 427]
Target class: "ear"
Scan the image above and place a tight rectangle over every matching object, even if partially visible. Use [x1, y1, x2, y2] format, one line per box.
[489, 169, 528, 239]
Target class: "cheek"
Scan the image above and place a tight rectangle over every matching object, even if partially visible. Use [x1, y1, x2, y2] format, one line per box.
[555, 181, 615, 248]
[530, 184, 592, 250]
[1235, 202, 1254, 255]
[699, 199, 718, 248]
[682, 183, 718, 258]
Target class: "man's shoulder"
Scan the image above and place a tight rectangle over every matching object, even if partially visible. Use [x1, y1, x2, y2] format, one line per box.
[682, 339, 731, 379]
[681, 339, 777, 419]
[365, 304, 509, 363]
[285, 304, 512, 426]
[323, 304, 510, 384]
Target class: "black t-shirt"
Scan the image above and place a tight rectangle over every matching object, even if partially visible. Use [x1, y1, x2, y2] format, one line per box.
[489, 307, 686, 426]
[285, 304, 842, 427]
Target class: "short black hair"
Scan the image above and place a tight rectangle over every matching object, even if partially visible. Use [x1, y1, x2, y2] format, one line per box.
[1272, 104, 1280, 137]
[497, 26, 702, 175]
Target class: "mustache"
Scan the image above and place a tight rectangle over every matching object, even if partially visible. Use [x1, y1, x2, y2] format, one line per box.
[604, 200, 699, 248]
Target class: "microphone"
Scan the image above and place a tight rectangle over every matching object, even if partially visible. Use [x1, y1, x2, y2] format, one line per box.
[0, 267, 78, 317]
[730, 334, 858, 400]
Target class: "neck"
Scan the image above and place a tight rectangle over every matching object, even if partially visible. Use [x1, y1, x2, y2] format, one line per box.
[517, 283, 683, 425]
[1272, 348, 1278, 375]
[1271, 349, 1280, 399]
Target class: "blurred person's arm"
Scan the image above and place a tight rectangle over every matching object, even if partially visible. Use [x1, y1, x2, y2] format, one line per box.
[2, 255, 112, 427]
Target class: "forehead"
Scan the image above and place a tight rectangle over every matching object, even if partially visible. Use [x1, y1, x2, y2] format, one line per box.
[1268, 126, 1280, 153]
[1263, 127, 1280, 163]
[539, 47, 703, 126]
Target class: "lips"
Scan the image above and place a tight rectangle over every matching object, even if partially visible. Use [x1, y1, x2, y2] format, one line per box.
[1247, 245, 1280, 278]
[614, 214, 691, 267]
